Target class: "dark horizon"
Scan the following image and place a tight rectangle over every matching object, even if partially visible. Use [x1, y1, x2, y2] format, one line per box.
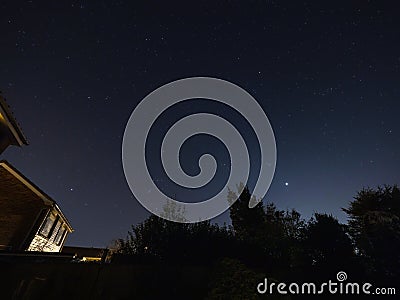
[1, 1, 399, 248]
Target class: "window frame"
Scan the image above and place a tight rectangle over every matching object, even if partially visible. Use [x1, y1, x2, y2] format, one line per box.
[38, 213, 60, 239]
[55, 227, 67, 246]
[38, 213, 56, 238]
[54, 224, 67, 245]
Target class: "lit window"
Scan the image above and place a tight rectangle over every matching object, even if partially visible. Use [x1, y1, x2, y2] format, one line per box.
[51, 220, 62, 241]
[39, 214, 56, 237]
[55, 226, 67, 245]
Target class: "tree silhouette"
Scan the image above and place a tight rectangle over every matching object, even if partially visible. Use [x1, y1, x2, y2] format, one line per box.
[114, 215, 234, 265]
[228, 184, 305, 277]
[228, 183, 265, 243]
[343, 185, 400, 282]
[113, 184, 400, 296]
[301, 213, 355, 280]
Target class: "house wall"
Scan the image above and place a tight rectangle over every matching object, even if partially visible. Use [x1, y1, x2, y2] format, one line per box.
[27, 210, 70, 252]
[0, 166, 46, 251]
[28, 234, 62, 252]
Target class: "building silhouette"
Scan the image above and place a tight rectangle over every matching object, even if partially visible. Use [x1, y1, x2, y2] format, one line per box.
[0, 94, 73, 252]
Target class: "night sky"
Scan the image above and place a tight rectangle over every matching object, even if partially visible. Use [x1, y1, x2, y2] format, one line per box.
[1, 1, 399, 247]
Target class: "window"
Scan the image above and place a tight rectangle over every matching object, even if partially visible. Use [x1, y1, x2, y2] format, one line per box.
[39, 213, 60, 239]
[51, 220, 62, 241]
[55, 226, 67, 245]
[39, 213, 56, 237]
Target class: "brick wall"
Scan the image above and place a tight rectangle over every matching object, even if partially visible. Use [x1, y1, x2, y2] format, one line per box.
[0, 166, 46, 250]
[27, 234, 62, 252]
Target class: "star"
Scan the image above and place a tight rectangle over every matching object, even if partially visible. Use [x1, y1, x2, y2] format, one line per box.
[285, 182, 289, 186]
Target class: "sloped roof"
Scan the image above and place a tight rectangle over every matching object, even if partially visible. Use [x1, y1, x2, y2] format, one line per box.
[0, 160, 73, 232]
[0, 95, 28, 146]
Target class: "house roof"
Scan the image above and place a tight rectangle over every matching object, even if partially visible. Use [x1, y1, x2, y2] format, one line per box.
[0, 160, 73, 232]
[0, 95, 28, 146]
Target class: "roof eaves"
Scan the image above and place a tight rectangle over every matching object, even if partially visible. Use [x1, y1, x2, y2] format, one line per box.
[0, 160, 73, 232]
[0, 95, 28, 146]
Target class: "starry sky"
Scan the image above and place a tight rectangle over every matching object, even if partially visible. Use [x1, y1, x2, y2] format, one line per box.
[1, 1, 399, 247]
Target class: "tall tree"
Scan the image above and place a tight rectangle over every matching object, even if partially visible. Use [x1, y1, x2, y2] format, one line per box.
[343, 185, 400, 281]
[228, 184, 305, 276]
[228, 183, 265, 242]
[302, 213, 355, 280]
